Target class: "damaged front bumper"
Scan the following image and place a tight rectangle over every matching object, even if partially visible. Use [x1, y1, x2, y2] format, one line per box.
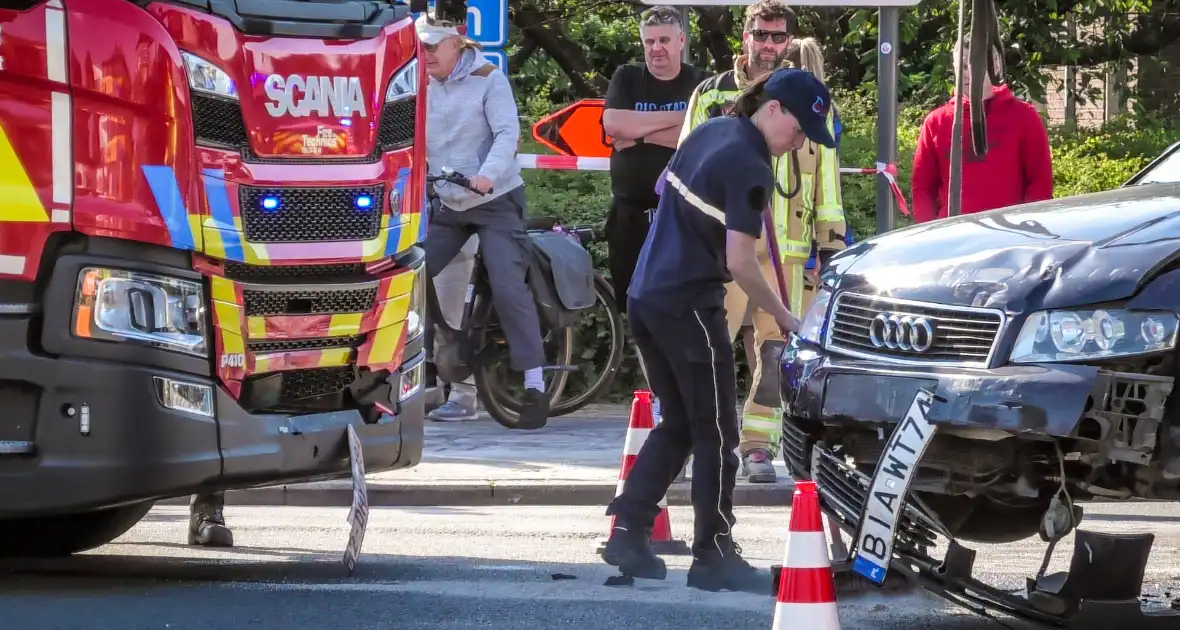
[779, 337, 1176, 476]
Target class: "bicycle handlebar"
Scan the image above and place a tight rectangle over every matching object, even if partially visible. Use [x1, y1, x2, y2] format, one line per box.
[426, 167, 492, 196]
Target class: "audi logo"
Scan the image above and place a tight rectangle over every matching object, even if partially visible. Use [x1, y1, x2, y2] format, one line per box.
[869, 313, 936, 353]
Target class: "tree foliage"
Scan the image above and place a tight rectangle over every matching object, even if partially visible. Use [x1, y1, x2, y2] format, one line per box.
[505, 0, 1180, 111]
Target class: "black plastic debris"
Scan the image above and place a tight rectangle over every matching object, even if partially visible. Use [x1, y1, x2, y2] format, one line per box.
[604, 574, 635, 587]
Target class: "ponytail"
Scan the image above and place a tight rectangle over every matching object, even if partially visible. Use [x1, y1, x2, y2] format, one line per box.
[728, 71, 774, 118]
[784, 37, 826, 82]
[797, 37, 826, 82]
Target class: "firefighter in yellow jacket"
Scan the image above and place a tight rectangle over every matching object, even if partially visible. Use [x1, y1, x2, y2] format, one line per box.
[677, 18, 848, 484]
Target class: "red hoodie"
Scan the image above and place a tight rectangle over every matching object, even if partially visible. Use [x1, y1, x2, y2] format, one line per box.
[910, 85, 1054, 223]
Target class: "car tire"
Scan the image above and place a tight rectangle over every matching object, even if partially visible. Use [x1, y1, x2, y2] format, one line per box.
[0, 501, 154, 558]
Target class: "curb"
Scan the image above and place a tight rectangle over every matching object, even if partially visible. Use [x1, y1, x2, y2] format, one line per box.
[158, 479, 797, 508]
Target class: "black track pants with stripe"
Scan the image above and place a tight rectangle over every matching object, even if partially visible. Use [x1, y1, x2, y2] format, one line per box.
[606, 297, 741, 558]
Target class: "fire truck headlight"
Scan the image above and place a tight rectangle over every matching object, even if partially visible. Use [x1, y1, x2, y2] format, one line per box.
[181, 52, 238, 99]
[385, 58, 418, 102]
[405, 268, 424, 341]
[73, 268, 209, 358]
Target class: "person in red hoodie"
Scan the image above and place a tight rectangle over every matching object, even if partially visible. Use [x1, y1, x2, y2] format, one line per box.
[910, 36, 1054, 223]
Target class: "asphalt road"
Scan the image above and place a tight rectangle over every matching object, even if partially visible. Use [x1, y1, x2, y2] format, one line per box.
[1, 503, 1179, 630]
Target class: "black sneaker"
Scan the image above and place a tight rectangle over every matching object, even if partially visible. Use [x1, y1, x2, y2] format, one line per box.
[188, 492, 234, 548]
[517, 387, 550, 430]
[602, 521, 667, 580]
[687, 543, 774, 594]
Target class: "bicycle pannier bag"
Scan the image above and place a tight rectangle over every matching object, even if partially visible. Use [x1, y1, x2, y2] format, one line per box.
[526, 231, 596, 330]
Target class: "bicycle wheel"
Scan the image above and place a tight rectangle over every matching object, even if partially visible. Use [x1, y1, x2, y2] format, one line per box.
[547, 272, 625, 417]
[473, 324, 574, 430]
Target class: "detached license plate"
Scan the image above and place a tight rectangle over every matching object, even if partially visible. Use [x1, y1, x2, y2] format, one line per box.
[850, 387, 938, 585]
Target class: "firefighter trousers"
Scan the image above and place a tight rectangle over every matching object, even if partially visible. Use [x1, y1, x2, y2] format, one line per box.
[607, 298, 740, 557]
[723, 246, 805, 457]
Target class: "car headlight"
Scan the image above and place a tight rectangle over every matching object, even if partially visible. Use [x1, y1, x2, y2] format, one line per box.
[73, 268, 208, 357]
[797, 287, 832, 344]
[181, 52, 238, 99]
[1009, 308, 1179, 363]
[385, 58, 418, 102]
[405, 268, 424, 340]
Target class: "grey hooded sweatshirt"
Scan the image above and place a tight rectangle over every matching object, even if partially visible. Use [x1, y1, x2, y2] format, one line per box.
[425, 47, 524, 212]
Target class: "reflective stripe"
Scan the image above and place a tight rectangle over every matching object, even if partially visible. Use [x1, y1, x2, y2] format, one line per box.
[742, 417, 780, 431]
[665, 171, 725, 224]
[44, 5, 67, 84]
[816, 204, 844, 222]
[51, 91, 71, 208]
[0, 255, 26, 275]
[45, 4, 72, 219]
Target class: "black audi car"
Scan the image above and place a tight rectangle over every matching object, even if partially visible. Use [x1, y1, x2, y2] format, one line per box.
[779, 141, 1180, 557]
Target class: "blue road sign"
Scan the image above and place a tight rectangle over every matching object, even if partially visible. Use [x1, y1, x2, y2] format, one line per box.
[465, 0, 507, 47]
[481, 49, 507, 74]
[419, 1, 508, 48]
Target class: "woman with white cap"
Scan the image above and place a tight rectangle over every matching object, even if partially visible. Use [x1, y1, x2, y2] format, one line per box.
[414, 13, 550, 429]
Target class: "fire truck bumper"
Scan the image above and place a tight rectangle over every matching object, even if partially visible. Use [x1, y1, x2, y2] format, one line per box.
[0, 311, 425, 518]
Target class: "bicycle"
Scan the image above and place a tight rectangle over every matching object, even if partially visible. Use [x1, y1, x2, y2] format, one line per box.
[423, 167, 625, 429]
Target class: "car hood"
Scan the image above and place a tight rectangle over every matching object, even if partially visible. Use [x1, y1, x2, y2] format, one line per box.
[830, 183, 1180, 312]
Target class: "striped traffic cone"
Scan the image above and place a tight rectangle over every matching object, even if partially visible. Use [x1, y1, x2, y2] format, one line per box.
[771, 480, 840, 629]
[597, 390, 691, 556]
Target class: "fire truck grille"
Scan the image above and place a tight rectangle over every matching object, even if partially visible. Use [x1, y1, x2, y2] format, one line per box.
[190, 92, 415, 163]
[239, 185, 384, 243]
[242, 285, 378, 317]
[222, 262, 369, 282]
[280, 367, 356, 401]
[246, 336, 365, 353]
[377, 98, 416, 151]
[191, 93, 249, 148]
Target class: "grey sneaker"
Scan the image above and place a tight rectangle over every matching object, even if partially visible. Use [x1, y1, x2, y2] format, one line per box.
[427, 399, 479, 422]
[742, 448, 777, 483]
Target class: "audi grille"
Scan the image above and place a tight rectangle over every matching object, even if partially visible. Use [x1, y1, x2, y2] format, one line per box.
[825, 292, 1005, 367]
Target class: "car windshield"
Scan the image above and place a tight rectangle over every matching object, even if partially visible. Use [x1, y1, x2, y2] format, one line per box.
[1131, 145, 1180, 185]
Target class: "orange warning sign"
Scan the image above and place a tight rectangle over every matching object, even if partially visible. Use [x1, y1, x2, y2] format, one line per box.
[531, 99, 613, 158]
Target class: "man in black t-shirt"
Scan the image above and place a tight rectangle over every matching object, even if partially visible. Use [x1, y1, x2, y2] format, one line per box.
[601, 5, 708, 311]
[601, 68, 836, 594]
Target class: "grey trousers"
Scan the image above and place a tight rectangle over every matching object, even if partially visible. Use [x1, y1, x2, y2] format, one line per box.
[425, 185, 545, 372]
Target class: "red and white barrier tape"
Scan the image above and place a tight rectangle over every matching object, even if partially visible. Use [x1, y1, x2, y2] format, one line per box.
[516, 153, 910, 216]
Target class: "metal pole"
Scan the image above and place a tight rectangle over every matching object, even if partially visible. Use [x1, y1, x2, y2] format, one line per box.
[875, 6, 900, 235]
[946, 0, 968, 217]
[680, 6, 691, 63]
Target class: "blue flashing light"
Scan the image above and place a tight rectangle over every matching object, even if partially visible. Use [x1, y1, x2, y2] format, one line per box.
[355, 195, 374, 210]
[340, 118, 353, 127]
[261, 196, 279, 211]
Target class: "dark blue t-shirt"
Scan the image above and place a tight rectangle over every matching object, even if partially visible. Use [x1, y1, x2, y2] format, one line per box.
[627, 116, 775, 315]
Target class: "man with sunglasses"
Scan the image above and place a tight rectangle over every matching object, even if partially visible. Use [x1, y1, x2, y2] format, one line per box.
[601, 6, 708, 316]
[676, 0, 847, 487]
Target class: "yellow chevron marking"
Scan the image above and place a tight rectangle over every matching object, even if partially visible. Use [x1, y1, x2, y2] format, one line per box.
[0, 123, 49, 222]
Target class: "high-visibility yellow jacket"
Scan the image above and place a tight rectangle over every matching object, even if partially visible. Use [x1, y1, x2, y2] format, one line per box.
[677, 55, 848, 269]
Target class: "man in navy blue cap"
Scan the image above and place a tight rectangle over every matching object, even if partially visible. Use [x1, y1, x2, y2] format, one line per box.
[601, 68, 835, 594]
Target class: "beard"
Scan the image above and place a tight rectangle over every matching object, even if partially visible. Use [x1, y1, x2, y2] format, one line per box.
[750, 48, 784, 72]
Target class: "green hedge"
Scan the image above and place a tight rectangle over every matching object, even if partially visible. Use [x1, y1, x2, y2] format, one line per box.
[520, 91, 1177, 401]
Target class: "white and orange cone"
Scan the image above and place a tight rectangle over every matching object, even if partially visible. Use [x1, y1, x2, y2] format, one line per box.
[771, 480, 840, 629]
[597, 390, 691, 556]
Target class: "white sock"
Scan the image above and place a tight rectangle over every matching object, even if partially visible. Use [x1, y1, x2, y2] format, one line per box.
[524, 367, 544, 391]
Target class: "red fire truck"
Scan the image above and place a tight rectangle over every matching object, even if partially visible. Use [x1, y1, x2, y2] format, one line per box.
[0, 0, 427, 555]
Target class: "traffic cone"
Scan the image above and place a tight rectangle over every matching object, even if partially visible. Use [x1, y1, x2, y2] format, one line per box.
[597, 390, 691, 556]
[771, 480, 840, 629]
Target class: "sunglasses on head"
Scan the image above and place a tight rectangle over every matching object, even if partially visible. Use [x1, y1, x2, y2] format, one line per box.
[749, 29, 790, 44]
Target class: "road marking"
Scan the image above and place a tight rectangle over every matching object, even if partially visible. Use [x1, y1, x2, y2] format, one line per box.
[218, 579, 772, 609]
